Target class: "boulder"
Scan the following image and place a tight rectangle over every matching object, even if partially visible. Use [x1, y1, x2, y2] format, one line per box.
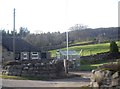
[112, 72, 119, 79]
[111, 78, 120, 87]
[111, 72, 120, 87]
[105, 70, 112, 77]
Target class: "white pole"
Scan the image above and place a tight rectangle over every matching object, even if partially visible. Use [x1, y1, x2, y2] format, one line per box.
[64, 0, 68, 74]
[67, 31, 68, 61]
[13, 8, 15, 60]
[65, 31, 69, 74]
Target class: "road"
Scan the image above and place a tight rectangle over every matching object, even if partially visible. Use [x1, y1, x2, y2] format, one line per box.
[2, 71, 91, 88]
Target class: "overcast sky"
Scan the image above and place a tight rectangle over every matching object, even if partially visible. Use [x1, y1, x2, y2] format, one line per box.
[0, 0, 119, 33]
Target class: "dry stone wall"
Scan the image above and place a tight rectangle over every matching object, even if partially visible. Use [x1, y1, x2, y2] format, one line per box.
[2, 60, 65, 78]
[90, 70, 120, 88]
[90, 59, 120, 88]
[81, 52, 120, 61]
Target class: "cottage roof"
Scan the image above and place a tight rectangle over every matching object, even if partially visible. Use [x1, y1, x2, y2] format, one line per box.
[2, 37, 41, 52]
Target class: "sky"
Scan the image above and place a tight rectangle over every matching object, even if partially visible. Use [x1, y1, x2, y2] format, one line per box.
[0, 0, 119, 33]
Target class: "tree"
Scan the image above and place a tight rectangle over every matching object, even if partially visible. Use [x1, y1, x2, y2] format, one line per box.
[69, 24, 88, 31]
[110, 41, 119, 53]
[1, 30, 7, 36]
[19, 27, 30, 37]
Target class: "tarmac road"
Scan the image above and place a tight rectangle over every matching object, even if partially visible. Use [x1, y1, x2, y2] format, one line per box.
[2, 71, 91, 88]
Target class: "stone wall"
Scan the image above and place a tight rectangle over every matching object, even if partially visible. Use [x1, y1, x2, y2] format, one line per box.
[2, 60, 65, 78]
[81, 52, 120, 61]
[2, 47, 14, 64]
[90, 60, 120, 88]
[90, 70, 120, 88]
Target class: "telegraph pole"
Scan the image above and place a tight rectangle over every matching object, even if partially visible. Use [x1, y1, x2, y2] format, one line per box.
[13, 8, 16, 60]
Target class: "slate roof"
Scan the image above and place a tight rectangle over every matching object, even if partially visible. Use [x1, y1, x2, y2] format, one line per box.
[2, 37, 41, 52]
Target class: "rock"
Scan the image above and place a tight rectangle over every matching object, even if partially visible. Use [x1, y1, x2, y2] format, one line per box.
[105, 70, 112, 77]
[92, 82, 99, 87]
[116, 59, 120, 62]
[90, 70, 106, 87]
[2, 60, 65, 79]
[92, 70, 96, 74]
[93, 70, 105, 85]
[90, 74, 96, 83]
[49, 73, 56, 78]
[112, 72, 119, 79]
[116, 86, 120, 89]
[111, 78, 119, 87]
[100, 85, 110, 88]
[23, 67, 29, 70]
[90, 70, 120, 88]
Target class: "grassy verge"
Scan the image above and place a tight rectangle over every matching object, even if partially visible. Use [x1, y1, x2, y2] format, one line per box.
[78, 61, 117, 71]
[69, 63, 102, 71]
[1, 75, 27, 80]
[79, 64, 102, 71]
[1, 75, 49, 80]
[1, 74, 80, 80]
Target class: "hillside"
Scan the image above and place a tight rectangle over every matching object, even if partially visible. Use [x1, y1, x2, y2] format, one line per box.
[50, 41, 120, 57]
[1, 26, 119, 50]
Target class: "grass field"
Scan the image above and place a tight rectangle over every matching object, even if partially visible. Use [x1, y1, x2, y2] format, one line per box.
[50, 42, 109, 57]
[50, 41, 120, 57]
[49, 41, 120, 71]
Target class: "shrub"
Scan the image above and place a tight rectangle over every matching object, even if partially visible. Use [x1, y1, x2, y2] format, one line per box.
[110, 41, 119, 53]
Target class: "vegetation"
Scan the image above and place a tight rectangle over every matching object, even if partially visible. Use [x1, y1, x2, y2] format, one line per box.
[1, 75, 49, 80]
[110, 41, 119, 53]
[79, 64, 99, 71]
[1, 27, 30, 37]
[1, 26, 119, 51]
[1, 25, 120, 72]
[1, 75, 27, 80]
[50, 42, 110, 57]
[76, 62, 117, 71]
[50, 41, 120, 57]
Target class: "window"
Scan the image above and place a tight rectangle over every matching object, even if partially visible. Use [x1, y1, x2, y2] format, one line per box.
[31, 52, 39, 59]
[22, 52, 28, 60]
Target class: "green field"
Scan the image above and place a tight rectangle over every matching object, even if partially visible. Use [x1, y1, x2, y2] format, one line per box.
[50, 41, 120, 57]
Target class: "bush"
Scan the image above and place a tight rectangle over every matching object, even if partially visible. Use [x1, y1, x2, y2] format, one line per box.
[110, 41, 119, 53]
